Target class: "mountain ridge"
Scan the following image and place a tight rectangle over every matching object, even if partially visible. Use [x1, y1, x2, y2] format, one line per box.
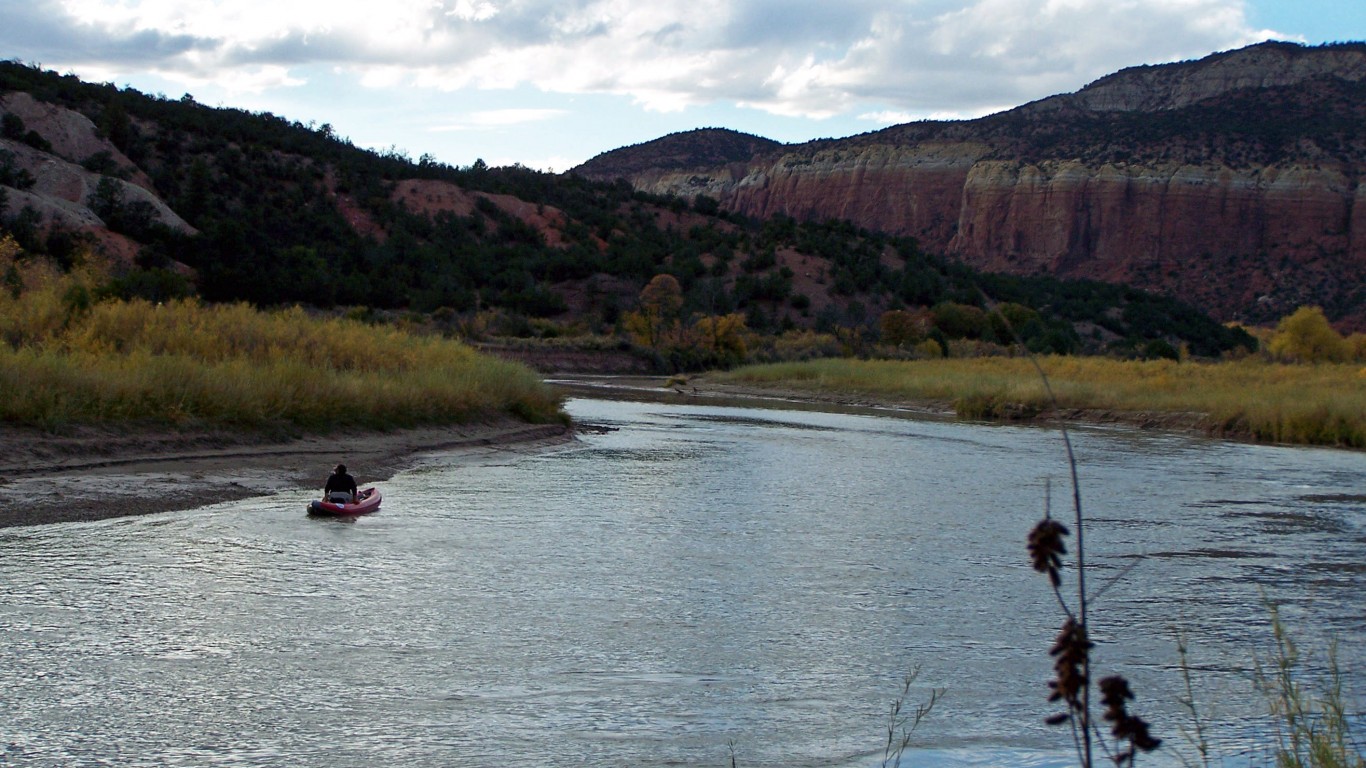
[572, 41, 1366, 330]
[1023, 39, 1366, 114]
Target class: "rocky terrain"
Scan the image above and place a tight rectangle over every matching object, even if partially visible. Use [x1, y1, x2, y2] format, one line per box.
[1, 92, 146, 193]
[0, 91, 195, 258]
[574, 42, 1366, 331]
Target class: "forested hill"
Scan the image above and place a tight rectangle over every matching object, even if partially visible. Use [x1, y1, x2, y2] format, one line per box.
[0, 60, 1251, 358]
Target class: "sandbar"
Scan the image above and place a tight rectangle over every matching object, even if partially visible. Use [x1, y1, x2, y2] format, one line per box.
[0, 419, 573, 528]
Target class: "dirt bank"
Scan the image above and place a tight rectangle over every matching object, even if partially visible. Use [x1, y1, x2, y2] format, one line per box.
[0, 419, 573, 529]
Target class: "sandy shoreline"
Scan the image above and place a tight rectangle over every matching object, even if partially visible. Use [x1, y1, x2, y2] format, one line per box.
[0, 418, 573, 529]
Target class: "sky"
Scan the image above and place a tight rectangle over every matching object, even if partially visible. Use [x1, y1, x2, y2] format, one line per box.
[2, 1, 1363, 173]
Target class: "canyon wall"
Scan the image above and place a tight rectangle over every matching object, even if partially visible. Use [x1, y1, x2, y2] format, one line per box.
[577, 42, 1366, 329]
[626, 146, 1362, 328]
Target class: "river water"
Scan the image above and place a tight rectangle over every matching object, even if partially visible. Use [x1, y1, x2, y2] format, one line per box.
[2, 396, 1363, 767]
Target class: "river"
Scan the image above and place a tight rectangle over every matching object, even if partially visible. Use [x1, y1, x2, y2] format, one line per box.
[2, 395, 1363, 767]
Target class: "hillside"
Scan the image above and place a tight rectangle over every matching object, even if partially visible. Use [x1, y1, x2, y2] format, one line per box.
[573, 41, 1366, 332]
[572, 128, 782, 180]
[0, 59, 1252, 364]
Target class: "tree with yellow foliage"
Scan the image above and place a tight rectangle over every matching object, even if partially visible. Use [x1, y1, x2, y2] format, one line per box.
[623, 274, 684, 350]
[694, 312, 748, 361]
[1267, 306, 1350, 363]
[1350, 332, 1366, 362]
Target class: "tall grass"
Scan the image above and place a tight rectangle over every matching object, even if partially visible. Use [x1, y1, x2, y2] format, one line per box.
[1257, 605, 1365, 768]
[717, 357, 1366, 448]
[0, 246, 563, 432]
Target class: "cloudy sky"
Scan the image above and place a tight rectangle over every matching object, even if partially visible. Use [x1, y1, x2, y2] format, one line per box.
[2, 0, 1362, 171]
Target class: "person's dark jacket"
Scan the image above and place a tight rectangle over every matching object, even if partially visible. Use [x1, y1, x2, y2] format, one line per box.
[325, 471, 358, 498]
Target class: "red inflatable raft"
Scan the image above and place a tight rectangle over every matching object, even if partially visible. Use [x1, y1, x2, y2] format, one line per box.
[308, 487, 382, 516]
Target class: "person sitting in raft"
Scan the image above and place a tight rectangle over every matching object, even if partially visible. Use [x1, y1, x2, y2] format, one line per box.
[323, 463, 359, 504]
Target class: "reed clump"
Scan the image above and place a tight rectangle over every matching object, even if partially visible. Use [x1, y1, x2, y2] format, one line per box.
[0, 243, 563, 432]
[1256, 604, 1365, 768]
[716, 357, 1365, 448]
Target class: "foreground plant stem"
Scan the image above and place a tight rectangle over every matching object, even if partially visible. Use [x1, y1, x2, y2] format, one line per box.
[1003, 294, 1158, 768]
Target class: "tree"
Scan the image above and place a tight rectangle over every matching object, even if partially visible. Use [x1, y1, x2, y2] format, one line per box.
[1, 113, 25, 140]
[99, 100, 133, 151]
[931, 301, 990, 340]
[1349, 333, 1366, 362]
[692, 194, 720, 215]
[625, 274, 684, 350]
[1267, 306, 1349, 363]
[694, 312, 748, 360]
[989, 302, 1042, 344]
[0, 149, 35, 191]
[880, 309, 930, 347]
[89, 176, 125, 221]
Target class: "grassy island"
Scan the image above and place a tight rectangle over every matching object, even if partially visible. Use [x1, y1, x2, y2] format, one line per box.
[1, 248, 564, 434]
[717, 357, 1366, 448]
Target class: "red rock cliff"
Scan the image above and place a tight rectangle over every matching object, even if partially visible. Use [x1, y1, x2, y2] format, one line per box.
[575, 42, 1366, 330]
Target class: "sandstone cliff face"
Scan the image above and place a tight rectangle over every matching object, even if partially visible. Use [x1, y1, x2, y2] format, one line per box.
[628, 147, 1363, 328]
[575, 42, 1366, 330]
[950, 161, 1356, 275]
[950, 161, 1361, 323]
[634, 143, 985, 248]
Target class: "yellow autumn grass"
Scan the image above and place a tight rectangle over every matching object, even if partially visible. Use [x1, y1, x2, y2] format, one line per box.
[718, 357, 1366, 448]
[0, 242, 563, 432]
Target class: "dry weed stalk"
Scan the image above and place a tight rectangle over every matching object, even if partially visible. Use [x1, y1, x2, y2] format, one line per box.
[881, 667, 945, 768]
[987, 292, 1161, 768]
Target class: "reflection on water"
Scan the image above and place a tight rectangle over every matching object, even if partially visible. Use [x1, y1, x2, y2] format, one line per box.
[1, 398, 1363, 767]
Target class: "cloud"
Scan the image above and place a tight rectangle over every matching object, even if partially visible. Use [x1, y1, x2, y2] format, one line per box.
[2, 0, 203, 68]
[11, 0, 1277, 120]
[858, 110, 918, 125]
[448, 0, 499, 22]
[432, 108, 569, 131]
